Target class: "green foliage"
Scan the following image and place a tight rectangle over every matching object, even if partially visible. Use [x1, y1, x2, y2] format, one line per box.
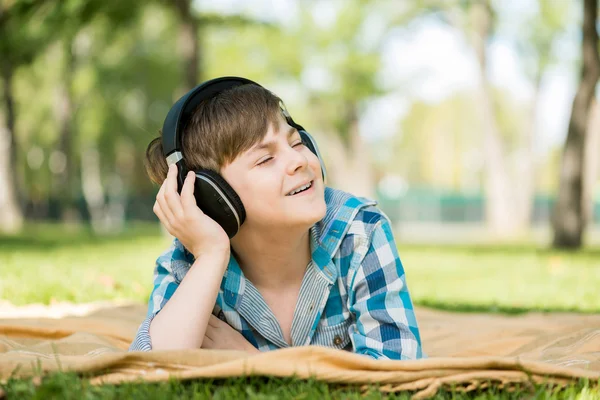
[390, 93, 479, 190]
[516, 0, 574, 82]
[1, 1, 57, 66]
[11, 1, 181, 202]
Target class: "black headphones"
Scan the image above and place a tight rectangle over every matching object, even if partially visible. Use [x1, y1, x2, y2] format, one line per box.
[161, 76, 327, 239]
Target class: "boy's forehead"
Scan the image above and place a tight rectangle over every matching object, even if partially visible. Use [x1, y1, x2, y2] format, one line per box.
[242, 117, 291, 156]
[222, 112, 289, 170]
[253, 115, 289, 144]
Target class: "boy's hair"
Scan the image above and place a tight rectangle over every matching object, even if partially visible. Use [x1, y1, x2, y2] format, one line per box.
[145, 84, 282, 185]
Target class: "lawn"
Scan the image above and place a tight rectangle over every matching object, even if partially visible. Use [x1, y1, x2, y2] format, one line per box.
[1, 222, 599, 399]
[2, 373, 598, 400]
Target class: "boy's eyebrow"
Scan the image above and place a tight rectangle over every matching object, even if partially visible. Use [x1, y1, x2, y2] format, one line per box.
[249, 126, 297, 153]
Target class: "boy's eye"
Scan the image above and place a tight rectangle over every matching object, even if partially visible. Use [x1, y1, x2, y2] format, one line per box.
[257, 157, 272, 166]
[257, 141, 303, 166]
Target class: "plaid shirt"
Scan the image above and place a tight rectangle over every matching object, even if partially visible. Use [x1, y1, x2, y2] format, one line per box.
[130, 187, 424, 360]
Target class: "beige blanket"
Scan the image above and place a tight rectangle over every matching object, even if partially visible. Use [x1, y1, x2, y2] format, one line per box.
[0, 304, 598, 398]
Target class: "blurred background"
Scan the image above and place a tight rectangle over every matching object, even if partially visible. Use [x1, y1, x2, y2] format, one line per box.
[1, 0, 599, 312]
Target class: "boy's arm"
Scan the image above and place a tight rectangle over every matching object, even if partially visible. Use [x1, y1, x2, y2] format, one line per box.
[129, 239, 228, 351]
[149, 250, 228, 350]
[129, 240, 186, 351]
[347, 217, 424, 360]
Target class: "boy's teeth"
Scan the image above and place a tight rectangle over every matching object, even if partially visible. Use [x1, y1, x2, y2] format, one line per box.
[288, 181, 312, 196]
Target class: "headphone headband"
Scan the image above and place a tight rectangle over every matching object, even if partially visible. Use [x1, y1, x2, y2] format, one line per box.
[161, 77, 256, 158]
[162, 76, 308, 161]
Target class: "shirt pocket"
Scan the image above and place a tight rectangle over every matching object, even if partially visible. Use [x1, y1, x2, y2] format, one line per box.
[311, 319, 352, 351]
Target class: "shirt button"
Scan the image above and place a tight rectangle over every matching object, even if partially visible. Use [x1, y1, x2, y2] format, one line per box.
[333, 335, 343, 346]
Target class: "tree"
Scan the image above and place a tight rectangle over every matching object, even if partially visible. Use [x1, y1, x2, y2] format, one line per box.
[428, 0, 572, 238]
[44, 0, 150, 228]
[552, 0, 600, 249]
[424, 0, 524, 237]
[468, 0, 521, 237]
[0, 1, 59, 233]
[515, 0, 572, 236]
[170, 0, 267, 94]
[172, 0, 201, 93]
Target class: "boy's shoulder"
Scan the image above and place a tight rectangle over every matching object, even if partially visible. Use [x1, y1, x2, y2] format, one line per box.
[316, 187, 390, 257]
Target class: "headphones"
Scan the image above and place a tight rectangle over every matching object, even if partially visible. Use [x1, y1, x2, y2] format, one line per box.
[161, 76, 327, 239]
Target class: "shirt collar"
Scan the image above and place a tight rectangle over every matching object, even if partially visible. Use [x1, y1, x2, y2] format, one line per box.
[222, 186, 377, 308]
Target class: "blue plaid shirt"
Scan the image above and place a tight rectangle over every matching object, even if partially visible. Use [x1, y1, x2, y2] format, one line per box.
[130, 187, 424, 360]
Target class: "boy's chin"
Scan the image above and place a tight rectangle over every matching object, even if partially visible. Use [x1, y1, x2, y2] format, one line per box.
[273, 205, 325, 228]
[292, 204, 327, 226]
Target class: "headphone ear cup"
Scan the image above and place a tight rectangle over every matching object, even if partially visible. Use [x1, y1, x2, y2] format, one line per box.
[192, 170, 246, 238]
[202, 170, 246, 222]
[299, 130, 327, 184]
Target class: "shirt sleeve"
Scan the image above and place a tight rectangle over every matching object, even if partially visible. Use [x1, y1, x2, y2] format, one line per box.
[347, 217, 424, 360]
[128, 239, 193, 352]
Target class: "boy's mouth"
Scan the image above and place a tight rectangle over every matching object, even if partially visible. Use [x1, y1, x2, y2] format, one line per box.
[286, 180, 313, 196]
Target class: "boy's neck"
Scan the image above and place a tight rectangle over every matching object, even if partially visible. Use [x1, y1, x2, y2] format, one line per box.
[230, 225, 312, 291]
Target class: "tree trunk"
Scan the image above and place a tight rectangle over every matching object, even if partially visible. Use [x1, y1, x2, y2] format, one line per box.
[514, 76, 542, 231]
[0, 60, 24, 233]
[80, 146, 126, 234]
[54, 38, 78, 222]
[471, 0, 520, 238]
[552, 0, 600, 249]
[584, 99, 600, 223]
[174, 0, 200, 93]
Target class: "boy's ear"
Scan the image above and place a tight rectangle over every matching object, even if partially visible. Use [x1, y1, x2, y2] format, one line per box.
[299, 130, 327, 184]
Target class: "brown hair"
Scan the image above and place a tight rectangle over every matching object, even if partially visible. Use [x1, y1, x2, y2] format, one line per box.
[145, 84, 282, 185]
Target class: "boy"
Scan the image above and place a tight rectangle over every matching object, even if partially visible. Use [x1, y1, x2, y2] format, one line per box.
[130, 77, 424, 360]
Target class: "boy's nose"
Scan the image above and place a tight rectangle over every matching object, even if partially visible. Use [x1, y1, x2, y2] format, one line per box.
[285, 149, 309, 175]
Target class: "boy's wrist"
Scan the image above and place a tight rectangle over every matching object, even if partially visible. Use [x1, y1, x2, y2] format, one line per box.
[192, 250, 230, 269]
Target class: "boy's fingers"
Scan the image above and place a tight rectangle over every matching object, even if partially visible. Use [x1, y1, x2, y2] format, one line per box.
[181, 171, 203, 215]
[164, 164, 184, 221]
[208, 314, 224, 328]
[156, 179, 175, 225]
[207, 314, 217, 327]
[157, 177, 166, 200]
[202, 335, 214, 348]
[153, 201, 174, 234]
[166, 163, 179, 194]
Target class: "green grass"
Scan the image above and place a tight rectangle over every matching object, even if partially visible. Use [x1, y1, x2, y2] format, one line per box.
[400, 244, 600, 314]
[0, 222, 170, 305]
[1, 372, 598, 400]
[1, 223, 600, 398]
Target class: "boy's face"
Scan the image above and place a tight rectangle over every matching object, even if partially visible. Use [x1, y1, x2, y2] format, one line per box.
[220, 114, 327, 230]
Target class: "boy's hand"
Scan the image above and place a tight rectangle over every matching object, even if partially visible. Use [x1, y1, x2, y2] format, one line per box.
[154, 164, 231, 259]
[202, 315, 260, 354]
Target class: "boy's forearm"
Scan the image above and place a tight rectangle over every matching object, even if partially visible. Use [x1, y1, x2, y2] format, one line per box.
[149, 252, 229, 350]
